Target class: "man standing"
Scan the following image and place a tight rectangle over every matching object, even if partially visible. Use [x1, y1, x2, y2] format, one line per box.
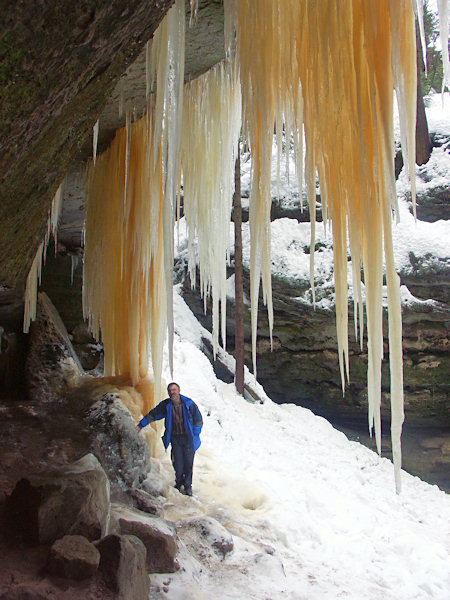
[134, 382, 203, 496]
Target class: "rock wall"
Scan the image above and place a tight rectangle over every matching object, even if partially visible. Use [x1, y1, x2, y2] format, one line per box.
[0, 0, 174, 288]
[181, 267, 449, 421]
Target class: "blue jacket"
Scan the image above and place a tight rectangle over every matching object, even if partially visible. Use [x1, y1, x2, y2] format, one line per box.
[138, 394, 203, 452]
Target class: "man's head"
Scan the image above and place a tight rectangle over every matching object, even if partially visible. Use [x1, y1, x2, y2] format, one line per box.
[167, 382, 181, 402]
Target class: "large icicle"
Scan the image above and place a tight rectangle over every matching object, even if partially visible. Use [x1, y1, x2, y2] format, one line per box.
[23, 241, 45, 334]
[23, 182, 64, 333]
[392, 0, 418, 218]
[149, 0, 186, 380]
[50, 182, 64, 249]
[84, 111, 166, 415]
[227, 0, 417, 491]
[180, 62, 242, 356]
[412, 0, 427, 75]
[437, 0, 450, 90]
[226, 0, 303, 375]
[92, 119, 99, 166]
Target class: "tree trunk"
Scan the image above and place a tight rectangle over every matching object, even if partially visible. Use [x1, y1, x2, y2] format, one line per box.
[416, 24, 432, 165]
[233, 149, 245, 395]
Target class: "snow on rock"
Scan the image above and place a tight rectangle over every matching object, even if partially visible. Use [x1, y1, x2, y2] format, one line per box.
[391, 199, 450, 272]
[395, 92, 450, 141]
[423, 93, 450, 137]
[240, 140, 303, 207]
[396, 143, 450, 204]
[143, 289, 450, 600]
[179, 515, 234, 559]
[86, 394, 152, 490]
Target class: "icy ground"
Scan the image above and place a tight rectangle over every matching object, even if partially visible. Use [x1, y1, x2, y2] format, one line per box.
[143, 287, 450, 600]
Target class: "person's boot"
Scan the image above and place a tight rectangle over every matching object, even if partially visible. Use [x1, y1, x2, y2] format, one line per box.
[184, 486, 192, 496]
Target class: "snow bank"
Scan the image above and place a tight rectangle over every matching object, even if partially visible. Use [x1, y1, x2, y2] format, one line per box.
[143, 288, 450, 600]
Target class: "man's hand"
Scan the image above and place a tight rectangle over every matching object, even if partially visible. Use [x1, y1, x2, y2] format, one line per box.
[134, 424, 141, 432]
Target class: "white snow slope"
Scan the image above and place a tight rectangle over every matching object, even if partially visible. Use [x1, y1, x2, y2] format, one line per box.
[145, 286, 450, 600]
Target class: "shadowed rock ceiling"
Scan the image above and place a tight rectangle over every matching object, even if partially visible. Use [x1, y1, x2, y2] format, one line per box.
[0, 0, 224, 289]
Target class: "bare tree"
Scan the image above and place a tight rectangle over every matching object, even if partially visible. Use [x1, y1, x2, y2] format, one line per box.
[233, 148, 245, 395]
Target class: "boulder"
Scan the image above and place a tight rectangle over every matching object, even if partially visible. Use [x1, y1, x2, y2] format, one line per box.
[127, 488, 164, 517]
[86, 394, 152, 490]
[74, 343, 102, 371]
[111, 503, 178, 573]
[46, 534, 100, 580]
[96, 534, 149, 600]
[25, 292, 82, 403]
[71, 321, 102, 370]
[4, 454, 110, 544]
[409, 185, 450, 223]
[71, 323, 94, 345]
[184, 516, 234, 558]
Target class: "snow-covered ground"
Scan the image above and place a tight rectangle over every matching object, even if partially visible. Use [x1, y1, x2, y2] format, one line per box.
[146, 287, 450, 600]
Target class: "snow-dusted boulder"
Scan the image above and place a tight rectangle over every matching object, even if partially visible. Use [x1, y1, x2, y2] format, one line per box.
[111, 503, 178, 573]
[86, 393, 152, 491]
[25, 292, 82, 403]
[127, 487, 164, 516]
[184, 516, 234, 559]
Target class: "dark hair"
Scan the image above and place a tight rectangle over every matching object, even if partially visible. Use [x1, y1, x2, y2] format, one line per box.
[167, 382, 180, 391]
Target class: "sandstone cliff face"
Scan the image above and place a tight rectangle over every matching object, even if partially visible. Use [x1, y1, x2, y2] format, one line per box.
[181, 263, 449, 420]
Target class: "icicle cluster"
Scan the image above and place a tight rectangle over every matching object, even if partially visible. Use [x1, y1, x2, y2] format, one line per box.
[83, 113, 166, 414]
[84, 0, 186, 411]
[225, 0, 305, 377]
[180, 62, 241, 355]
[81, 0, 449, 489]
[23, 183, 64, 333]
[225, 0, 419, 492]
[149, 0, 186, 377]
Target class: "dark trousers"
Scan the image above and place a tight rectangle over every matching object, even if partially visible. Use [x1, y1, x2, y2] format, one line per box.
[171, 434, 195, 490]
